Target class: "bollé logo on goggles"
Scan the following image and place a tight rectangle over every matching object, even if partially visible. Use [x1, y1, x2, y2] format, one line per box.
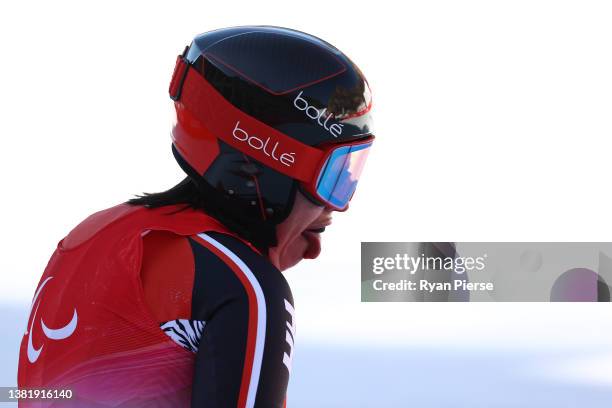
[294, 91, 343, 138]
[233, 121, 295, 167]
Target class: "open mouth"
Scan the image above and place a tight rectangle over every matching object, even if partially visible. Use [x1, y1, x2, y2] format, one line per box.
[301, 216, 332, 260]
[301, 227, 326, 260]
[306, 226, 326, 234]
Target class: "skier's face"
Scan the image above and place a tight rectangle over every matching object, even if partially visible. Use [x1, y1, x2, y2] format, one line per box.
[268, 191, 333, 271]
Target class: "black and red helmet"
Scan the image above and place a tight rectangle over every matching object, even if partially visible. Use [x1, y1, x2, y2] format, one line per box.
[170, 26, 374, 248]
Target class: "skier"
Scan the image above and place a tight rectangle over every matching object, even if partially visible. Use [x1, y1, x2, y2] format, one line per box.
[18, 25, 374, 407]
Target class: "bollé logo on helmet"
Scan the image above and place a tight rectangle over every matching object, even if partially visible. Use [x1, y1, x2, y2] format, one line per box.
[233, 121, 295, 167]
[294, 91, 343, 138]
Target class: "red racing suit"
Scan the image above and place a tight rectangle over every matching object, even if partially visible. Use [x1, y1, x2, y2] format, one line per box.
[18, 203, 295, 407]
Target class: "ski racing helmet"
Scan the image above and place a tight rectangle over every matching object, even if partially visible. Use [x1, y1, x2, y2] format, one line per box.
[169, 26, 374, 249]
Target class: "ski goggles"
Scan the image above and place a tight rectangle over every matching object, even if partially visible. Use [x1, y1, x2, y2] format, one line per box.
[301, 137, 373, 210]
[169, 55, 374, 211]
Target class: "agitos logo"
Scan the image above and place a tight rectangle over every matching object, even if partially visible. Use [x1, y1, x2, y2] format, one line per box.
[25, 276, 78, 363]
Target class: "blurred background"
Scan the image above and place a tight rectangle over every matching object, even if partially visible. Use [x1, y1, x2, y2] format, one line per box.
[1, 0, 612, 406]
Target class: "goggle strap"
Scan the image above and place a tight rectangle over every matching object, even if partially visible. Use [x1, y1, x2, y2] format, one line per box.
[170, 56, 324, 182]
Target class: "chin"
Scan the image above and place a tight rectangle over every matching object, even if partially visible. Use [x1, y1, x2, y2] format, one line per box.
[279, 247, 309, 271]
[276, 238, 312, 271]
[279, 256, 304, 271]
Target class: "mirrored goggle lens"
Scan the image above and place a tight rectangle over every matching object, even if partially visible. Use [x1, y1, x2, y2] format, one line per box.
[315, 141, 372, 209]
